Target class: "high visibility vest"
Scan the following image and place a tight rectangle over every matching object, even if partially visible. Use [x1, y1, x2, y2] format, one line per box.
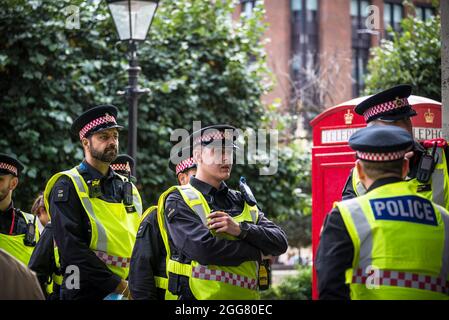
[0, 210, 39, 266]
[139, 205, 178, 300]
[336, 181, 449, 300]
[44, 167, 142, 280]
[45, 242, 62, 296]
[157, 184, 260, 300]
[351, 146, 449, 210]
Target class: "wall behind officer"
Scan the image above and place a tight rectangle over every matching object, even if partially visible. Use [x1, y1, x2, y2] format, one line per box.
[316, 126, 449, 300]
[0, 154, 39, 266]
[129, 146, 196, 300]
[159, 125, 288, 300]
[44, 105, 142, 300]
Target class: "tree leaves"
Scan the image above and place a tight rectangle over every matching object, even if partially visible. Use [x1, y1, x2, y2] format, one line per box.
[365, 15, 441, 101]
[1, 0, 311, 236]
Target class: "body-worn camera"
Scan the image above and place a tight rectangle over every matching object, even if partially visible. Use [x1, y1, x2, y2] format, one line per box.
[239, 176, 257, 206]
[417, 142, 438, 183]
[24, 212, 36, 247]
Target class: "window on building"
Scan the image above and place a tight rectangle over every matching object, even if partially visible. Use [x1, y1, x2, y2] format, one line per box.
[241, 0, 258, 18]
[351, 0, 371, 97]
[384, 1, 403, 39]
[415, 5, 435, 21]
[291, 0, 319, 83]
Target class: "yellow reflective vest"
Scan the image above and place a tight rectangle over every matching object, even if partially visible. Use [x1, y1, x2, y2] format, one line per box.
[44, 167, 142, 280]
[351, 146, 449, 211]
[337, 180, 449, 300]
[138, 205, 178, 300]
[0, 210, 39, 266]
[157, 184, 261, 300]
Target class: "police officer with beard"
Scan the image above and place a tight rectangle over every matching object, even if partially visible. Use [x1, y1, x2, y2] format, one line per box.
[44, 105, 143, 300]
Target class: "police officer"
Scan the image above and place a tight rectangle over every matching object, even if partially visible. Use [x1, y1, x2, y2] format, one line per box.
[129, 144, 197, 300]
[316, 125, 449, 300]
[157, 125, 288, 300]
[342, 85, 449, 210]
[110, 154, 135, 180]
[29, 192, 62, 300]
[0, 154, 39, 266]
[43, 105, 143, 300]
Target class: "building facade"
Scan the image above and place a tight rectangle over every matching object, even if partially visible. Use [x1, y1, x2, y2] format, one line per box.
[234, 0, 436, 114]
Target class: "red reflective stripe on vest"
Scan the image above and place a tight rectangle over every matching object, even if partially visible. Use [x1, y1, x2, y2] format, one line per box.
[94, 251, 131, 268]
[352, 268, 449, 295]
[192, 265, 258, 290]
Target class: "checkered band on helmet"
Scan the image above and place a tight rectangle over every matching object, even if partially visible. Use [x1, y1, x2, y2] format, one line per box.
[356, 150, 407, 162]
[363, 98, 409, 121]
[175, 157, 195, 175]
[110, 163, 129, 173]
[194, 130, 234, 145]
[79, 114, 117, 140]
[0, 162, 17, 176]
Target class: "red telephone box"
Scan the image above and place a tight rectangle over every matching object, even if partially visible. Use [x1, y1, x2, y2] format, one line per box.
[310, 95, 442, 300]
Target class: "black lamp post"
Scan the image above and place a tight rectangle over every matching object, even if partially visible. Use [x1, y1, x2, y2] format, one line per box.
[107, 0, 159, 175]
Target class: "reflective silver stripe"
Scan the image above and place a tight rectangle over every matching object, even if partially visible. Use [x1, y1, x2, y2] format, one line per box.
[249, 208, 258, 224]
[66, 170, 108, 253]
[430, 149, 445, 206]
[178, 186, 208, 225]
[355, 181, 367, 196]
[437, 205, 449, 281]
[437, 148, 444, 165]
[192, 204, 208, 226]
[181, 186, 199, 201]
[352, 268, 449, 295]
[345, 199, 372, 272]
[432, 168, 445, 207]
[133, 193, 142, 215]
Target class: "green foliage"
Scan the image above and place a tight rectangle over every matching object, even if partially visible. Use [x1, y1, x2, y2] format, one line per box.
[364, 15, 441, 101]
[0, 0, 311, 228]
[0, 0, 124, 208]
[260, 266, 312, 300]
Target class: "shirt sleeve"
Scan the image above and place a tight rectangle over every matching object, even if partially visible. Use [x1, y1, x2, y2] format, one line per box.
[28, 224, 55, 295]
[50, 176, 121, 299]
[315, 207, 354, 300]
[129, 212, 158, 300]
[243, 210, 288, 256]
[165, 191, 261, 266]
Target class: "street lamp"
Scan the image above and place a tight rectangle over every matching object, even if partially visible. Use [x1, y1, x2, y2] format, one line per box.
[107, 0, 159, 175]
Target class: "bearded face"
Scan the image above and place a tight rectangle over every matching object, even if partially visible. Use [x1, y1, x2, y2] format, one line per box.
[86, 129, 119, 164]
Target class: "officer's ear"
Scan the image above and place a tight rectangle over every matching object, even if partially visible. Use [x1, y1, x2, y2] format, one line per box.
[401, 158, 409, 179]
[177, 172, 187, 186]
[81, 137, 90, 151]
[355, 160, 366, 181]
[9, 176, 19, 191]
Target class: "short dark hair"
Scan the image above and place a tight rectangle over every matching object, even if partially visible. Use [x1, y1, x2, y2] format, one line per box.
[360, 158, 404, 180]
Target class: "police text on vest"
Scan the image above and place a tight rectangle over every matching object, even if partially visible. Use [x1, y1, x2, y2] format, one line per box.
[369, 196, 437, 226]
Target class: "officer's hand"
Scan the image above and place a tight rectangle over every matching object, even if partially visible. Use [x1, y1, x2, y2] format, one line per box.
[405, 150, 414, 160]
[208, 211, 241, 237]
[262, 254, 275, 264]
[115, 279, 131, 299]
